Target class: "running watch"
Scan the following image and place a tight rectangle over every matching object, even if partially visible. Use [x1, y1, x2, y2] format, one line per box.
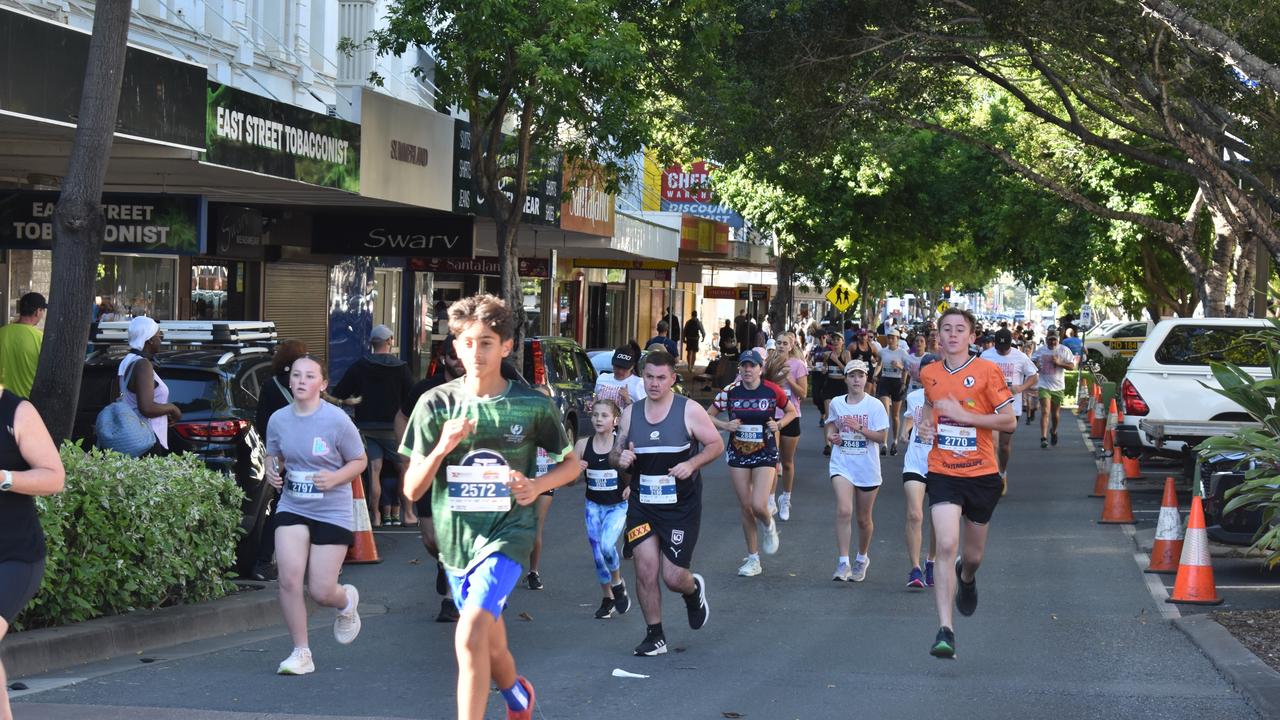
[0, 470, 12, 492]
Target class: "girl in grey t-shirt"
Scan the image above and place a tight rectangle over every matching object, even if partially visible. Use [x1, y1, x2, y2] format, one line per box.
[264, 356, 367, 676]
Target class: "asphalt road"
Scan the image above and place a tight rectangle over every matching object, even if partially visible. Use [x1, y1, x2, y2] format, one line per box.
[13, 403, 1262, 719]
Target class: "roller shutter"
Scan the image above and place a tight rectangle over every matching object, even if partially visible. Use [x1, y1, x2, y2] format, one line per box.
[263, 262, 329, 363]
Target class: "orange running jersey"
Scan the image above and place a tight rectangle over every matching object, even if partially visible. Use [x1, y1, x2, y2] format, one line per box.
[920, 356, 1015, 477]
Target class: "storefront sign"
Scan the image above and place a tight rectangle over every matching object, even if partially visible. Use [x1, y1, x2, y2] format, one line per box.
[679, 215, 730, 256]
[406, 256, 550, 278]
[208, 204, 266, 259]
[614, 211, 679, 263]
[0, 8, 205, 150]
[642, 154, 743, 228]
[206, 82, 360, 192]
[311, 212, 473, 257]
[358, 89, 452, 210]
[560, 159, 615, 237]
[0, 191, 201, 254]
[703, 285, 738, 300]
[452, 119, 561, 226]
[572, 257, 676, 270]
[739, 287, 770, 302]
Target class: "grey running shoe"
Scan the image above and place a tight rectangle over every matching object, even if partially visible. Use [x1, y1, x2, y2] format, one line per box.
[851, 556, 870, 582]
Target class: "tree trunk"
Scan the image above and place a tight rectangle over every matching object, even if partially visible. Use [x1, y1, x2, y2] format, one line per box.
[495, 215, 526, 368]
[1232, 235, 1257, 318]
[29, 0, 132, 443]
[1204, 206, 1236, 317]
[769, 255, 794, 334]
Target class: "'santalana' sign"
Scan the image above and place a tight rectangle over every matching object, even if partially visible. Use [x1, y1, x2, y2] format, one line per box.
[0, 191, 201, 254]
[205, 82, 360, 191]
[311, 212, 474, 258]
[407, 256, 550, 278]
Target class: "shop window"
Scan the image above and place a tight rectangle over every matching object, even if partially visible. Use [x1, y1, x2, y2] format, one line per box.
[97, 255, 178, 321]
[7, 250, 51, 325]
[372, 267, 402, 353]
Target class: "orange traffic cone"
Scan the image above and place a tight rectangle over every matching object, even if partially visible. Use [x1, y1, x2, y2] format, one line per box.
[345, 475, 382, 564]
[1089, 385, 1105, 440]
[1098, 447, 1135, 523]
[1166, 496, 1223, 605]
[1090, 454, 1110, 498]
[1122, 451, 1142, 479]
[1145, 477, 1184, 574]
[1102, 399, 1118, 454]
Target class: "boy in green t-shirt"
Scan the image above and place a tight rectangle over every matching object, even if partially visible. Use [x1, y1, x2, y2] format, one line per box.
[402, 294, 577, 720]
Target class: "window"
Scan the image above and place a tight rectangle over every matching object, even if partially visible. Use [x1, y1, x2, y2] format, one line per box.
[1153, 326, 1269, 367]
[574, 349, 597, 385]
[1115, 323, 1148, 338]
[97, 255, 178, 321]
[251, 0, 292, 55]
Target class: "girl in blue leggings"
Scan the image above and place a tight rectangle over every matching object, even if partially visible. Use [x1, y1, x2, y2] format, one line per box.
[574, 400, 632, 619]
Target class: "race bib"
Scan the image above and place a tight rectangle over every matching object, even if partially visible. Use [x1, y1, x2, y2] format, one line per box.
[586, 468, 619, 492]
[838, 431, 868, 455]
[639, 473, 677, 505]
[735, 424, 764, 444]
[446, 464, 512, 512]
[285, 471, 322, 499]
[937, 423, 977, 453]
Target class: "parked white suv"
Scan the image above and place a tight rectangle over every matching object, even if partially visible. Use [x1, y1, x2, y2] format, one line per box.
[1083, 320, 1152, 361]
[1116, 318, 1270, 458]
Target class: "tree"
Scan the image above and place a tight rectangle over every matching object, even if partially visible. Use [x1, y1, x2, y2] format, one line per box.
[29, 0, 132, 442]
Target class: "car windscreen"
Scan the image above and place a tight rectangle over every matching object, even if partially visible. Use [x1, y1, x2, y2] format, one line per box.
[157, 370, 227, 413]
[1153, 326, 1269, 367]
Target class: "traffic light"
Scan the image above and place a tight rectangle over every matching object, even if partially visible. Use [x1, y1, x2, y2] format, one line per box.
[942, 284, 952, 299]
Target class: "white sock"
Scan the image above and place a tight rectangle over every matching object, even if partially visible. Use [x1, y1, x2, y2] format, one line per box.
[747, 553, 760, 562]
[855, 553, 869, 564]
[780, 492, 791, 500]
[341, 591, 355, 615]
[838, 556, 850, 566]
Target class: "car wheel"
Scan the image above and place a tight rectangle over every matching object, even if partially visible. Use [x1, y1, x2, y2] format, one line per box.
[564, 415, 579, 446]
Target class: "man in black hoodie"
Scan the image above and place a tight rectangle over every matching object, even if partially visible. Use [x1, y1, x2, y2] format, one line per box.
[332, 324, 414, 526]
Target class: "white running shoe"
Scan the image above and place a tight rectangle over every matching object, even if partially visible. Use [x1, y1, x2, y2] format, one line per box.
[851, 557, 870, 582]
[760, 520, 780, 555]
[737, 556, 763, 576]
[276, 647, 314, 675]
[334, 584, 361, 645]
[768, 494, 778, 516]
[832, 562, 853, 582]
[778, 493, 791, 522]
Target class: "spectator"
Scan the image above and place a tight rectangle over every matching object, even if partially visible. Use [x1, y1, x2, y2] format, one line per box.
[662, 306, 683, 341]
[646, 321, 679, 357]
[0, 293, 47, 398]
[719, 319, 736, 352]
[735, 310, 750, 348]
[117, 317, 182, 456]
[331, 325, 414, 527]
[683, 311, 706, 370]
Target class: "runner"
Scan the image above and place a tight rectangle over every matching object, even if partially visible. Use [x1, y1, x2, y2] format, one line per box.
[848, 330, 882, 450]
[821, 334, 849, 456]
[611, 349, 722, 656]
[905, 333, 928, 393]
[916, 308, 1016, 659]
[898, 353, 939, 590]
[265, 356, 368, 676]
[979, 328, 1039, 493]
[1031, 329, 1077, 448]
[708, 350, 796, 577]
[768, 332, 808, 521]
[876, 330, 910, 456]
[825, 359, 889, 583]
[401, 294, 580, 720]
[574, 399, 632, 619]
[1021, 334, 1039, 426]
[595, 345, 645, 409]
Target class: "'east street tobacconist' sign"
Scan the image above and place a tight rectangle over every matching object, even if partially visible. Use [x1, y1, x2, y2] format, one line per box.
[0, 191, 201, 255]
[311, 212, 474, 258]
[206, 82, 361, 192]
[452, 119, 561, 227]
[407, 256, 550, 278]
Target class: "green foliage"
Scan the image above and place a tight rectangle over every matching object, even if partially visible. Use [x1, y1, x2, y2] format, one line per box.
[18, 444, 243, 629]
[1097, 354, 1132, 383]
[1196, 320, 1280, 568]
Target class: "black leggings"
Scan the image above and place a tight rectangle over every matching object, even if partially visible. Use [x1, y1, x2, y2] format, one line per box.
[0, 557, 45, 623]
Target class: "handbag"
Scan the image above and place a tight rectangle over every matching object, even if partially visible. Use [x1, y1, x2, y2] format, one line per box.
[95, 358, 156, 457]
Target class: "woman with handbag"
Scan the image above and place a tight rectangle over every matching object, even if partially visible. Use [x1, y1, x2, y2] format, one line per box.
[0, 386, 66, 720]
[118, 317, 181, 456]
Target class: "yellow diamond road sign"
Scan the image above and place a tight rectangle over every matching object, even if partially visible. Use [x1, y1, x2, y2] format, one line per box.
[937, 300, 950, 314]
[826, 279, 858, 313]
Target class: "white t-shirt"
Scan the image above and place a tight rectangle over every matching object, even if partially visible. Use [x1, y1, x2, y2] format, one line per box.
[1031, 345, 1076, 391]
[980, 347, 1039, 415]
[902, 388, 931, 477]
[825, 393, 890, 486]
[594, 372, 645, 407]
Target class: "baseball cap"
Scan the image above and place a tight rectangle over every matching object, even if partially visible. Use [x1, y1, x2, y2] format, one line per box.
[844, 359, 870, 375]
[919, 353, 940, 370]
[738, 350, 764, 366]
[611, 347, 636, 368]
[765, 338, 777, 350]
[1046, 329, 1060, 339]
[994, 328, 1014, 350]
[18, 292, 46, 316]
[370, 324, 393, 343]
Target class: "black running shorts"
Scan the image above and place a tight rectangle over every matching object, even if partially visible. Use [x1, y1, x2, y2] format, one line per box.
[780, 417, 801, 438]
[877, 376, 904, 401]
[623, 503, 701, 569]
[275, 512, 355, 547]
[0, 558, 45, 622]
[925, 472, 1002, 525]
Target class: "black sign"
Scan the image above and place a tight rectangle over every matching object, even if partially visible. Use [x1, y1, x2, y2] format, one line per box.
[206, 82, 361, 191]
[452, 119, 561, 226]
[407, 256, 550, 278]
[312, 212, 474, 258]
[208, 205, 266, 259]
[0, 8, 205, 149]
[0, 191, 202, 255]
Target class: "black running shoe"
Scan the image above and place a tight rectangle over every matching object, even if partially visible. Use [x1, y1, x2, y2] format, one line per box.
[594, 598, 616, 619]
[436, 598, 460, 623]
[889, 444, 898, 457]
[526, 571, 544, 590]
[634, 629, 668, 656]
[955, 560, 978, 616]
[435, 562, 449, 597]
[930, 626, 956, 659]
[612, 582, 631, 615]
[1050, 431, 1058, 446]
[1040, 437, 1048, 449]
[684, 573, 710, 630]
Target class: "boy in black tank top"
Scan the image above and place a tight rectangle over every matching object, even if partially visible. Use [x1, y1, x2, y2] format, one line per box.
[610, 350, 724, 657]
[573, 400, 632, 619]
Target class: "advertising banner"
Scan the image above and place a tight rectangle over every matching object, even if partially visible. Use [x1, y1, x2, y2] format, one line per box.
[571, 257, 676, 270]
[406, 256, 550, 278]
[0, 8, 205, 150]
[560, 159, 615, 237]
[0, 191, 201, 255]
[311, 211, 473, 258]
[206, 82, 360, 191]
[643, 153, 744, 228]
[208, 204, 266, 259]
[679, 215, 730, 256]
[452, 119, 561, 226]
[358, 90, 453, 210]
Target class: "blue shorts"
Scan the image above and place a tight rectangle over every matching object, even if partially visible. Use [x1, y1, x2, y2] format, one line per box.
[446, 553, 523, 621]
[362, 431, 399, 462]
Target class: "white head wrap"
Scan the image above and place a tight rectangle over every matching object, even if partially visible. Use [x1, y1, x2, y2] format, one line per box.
[128, 316, 160, 350]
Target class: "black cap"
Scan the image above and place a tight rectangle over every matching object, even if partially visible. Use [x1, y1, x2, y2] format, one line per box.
[18, 292, 47, 316]
[612, 347, 636, 369]
[994, 328, 1013, 350]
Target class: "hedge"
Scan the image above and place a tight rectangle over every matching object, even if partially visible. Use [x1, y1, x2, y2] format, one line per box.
[17, 444, 243, 630]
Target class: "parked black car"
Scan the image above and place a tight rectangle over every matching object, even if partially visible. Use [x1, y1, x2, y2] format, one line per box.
[1202, 459, 1274, 546]
[523, 336, 597, 444]
[74, 347, 275, 577]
